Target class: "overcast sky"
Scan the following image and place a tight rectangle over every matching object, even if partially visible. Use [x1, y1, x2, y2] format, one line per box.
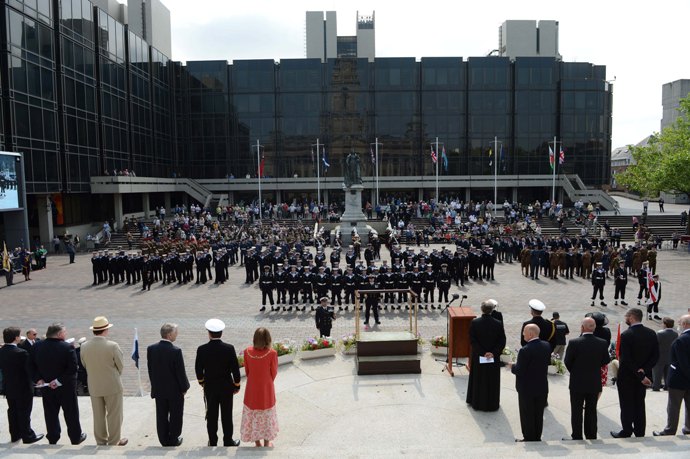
[161, 0, 690, 149]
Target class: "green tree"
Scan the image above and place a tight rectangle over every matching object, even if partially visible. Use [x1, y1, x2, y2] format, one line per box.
[617, 96, 690, 197]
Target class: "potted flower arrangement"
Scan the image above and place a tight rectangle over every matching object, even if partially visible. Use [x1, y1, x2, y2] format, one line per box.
[500, 347, 516, 364]
[549, 352, 566, 375]
[273, 340, 297, 366]
[340, 334, 357, 355]
[430, 335, 448, 355]
[300, 336, 337, 360]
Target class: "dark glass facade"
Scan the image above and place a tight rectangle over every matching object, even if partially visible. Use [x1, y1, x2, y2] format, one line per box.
[0, 0, 613, 227]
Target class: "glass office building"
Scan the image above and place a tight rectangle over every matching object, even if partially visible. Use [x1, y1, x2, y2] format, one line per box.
[0, 0, 612, 232]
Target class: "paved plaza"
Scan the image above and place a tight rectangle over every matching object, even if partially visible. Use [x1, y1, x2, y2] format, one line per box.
[1, 238, 690, 456]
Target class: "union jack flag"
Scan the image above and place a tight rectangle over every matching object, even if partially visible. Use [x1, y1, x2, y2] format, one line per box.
[430, 146, 437, 164]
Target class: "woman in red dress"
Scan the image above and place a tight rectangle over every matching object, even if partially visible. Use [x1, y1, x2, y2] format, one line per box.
[241, 327, 279, 447]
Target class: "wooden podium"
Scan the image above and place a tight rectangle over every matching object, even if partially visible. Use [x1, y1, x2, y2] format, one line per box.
[446, 306, 476, 376]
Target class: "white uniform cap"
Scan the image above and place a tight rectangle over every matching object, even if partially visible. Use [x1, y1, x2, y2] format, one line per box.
[528, 299, 546, 312]
[205, 318, 225, 332]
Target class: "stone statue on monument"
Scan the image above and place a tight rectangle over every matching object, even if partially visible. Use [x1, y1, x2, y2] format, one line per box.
[343, 150, 362, 188]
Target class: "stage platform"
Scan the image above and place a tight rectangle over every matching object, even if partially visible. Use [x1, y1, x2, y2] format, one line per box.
[356, 331, 421, 375]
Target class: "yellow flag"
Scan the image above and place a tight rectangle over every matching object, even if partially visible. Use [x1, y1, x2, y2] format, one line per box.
[2, 241, 10, 272]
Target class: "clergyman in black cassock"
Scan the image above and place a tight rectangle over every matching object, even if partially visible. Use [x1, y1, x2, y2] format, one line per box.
[466, 301, 506, 411]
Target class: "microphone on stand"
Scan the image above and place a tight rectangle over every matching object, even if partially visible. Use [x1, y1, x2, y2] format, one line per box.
[459, 294, 468, 307]
[440, 294, 462, 314]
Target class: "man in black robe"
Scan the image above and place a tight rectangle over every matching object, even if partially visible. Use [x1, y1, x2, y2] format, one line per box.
[466, 301, 506, 411]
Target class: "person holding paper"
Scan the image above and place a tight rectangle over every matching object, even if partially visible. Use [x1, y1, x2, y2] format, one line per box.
[466, 301, 506, 411]
[31, 323, 87, 445]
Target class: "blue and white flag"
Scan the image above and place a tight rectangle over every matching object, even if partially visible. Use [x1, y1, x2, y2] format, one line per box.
[132, 328, 140, 368]
[322, 148, 330, 169]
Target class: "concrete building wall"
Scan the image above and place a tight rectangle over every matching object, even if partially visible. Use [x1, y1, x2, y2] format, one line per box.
[91, 0, 127, 23]
[357, 28, 375, 62]
[325, 11, 338, 60]
[499, 20, 537, 58]
[499, 19, 559, 59]
[127, 0, 145, 37]
[537, 20, 559, 58]
[661, 79, 690, 131]
[306, 11, 325, 61]
[150, 0, 172, 58]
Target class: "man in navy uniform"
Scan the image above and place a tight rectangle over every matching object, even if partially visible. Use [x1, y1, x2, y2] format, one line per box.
[195, 319, 241, 447]
[363, 275, 381, 326]
[315, 297, 336, 337]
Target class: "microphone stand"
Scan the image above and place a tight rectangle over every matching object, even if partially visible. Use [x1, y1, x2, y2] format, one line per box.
[437, 294, 466, 372]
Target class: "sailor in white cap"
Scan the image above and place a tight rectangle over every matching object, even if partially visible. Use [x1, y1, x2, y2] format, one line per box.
[520, 299, 555, 348]
[195, 318, 241, 447]
[591, 261, 607, 307]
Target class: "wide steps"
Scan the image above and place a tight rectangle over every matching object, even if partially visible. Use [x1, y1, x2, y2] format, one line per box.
[356, 331, 420, 375]
[356, 354, 421, 375]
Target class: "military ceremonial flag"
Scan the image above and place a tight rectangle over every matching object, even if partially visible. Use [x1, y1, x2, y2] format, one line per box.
[430, 146, 437, 164]
[559, 146, 565, 165]
[549, 146, 555, 170]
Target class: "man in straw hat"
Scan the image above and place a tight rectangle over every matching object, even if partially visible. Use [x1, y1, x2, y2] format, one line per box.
[80, 316, 127, 446]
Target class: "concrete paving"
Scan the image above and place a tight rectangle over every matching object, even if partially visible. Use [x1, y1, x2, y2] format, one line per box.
[1, 242, 689, 457]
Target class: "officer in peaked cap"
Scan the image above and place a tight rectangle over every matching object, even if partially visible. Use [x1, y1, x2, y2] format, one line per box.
[195, 319, 241, 447]
[520, 299, 555, 349]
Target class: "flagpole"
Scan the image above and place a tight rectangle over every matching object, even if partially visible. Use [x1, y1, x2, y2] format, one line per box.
[316, 138, 320, 206]
[552, 136, 557, 205]
[494, 136, 498, 215]
[435, 137, 439, 204]
[375, 138, 380, 207]
[134, 328, 144, 397]
[256, 139, 262, 220]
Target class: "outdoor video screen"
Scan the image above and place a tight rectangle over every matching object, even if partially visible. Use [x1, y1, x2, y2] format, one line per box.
[0, 152, 21, 211]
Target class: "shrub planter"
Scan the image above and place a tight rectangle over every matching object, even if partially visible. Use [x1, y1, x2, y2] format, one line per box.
[430, 346, 448, 356]
[300, 347, 337, 360]
[277, 353, 295, 366]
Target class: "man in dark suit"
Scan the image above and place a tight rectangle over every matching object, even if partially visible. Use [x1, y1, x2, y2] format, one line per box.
[510, 324, 552, 441]
[564, 318, 611, 440]
[466, 301, 506, 412]
[18, 328, 40, 352]
[654, 314, 690, 436]
[520, 299, 555, 349]
[148, 323, 190, 447]
[611, 308, 659, 438]
[0, 327, 43, 443]
[652, 317, 679, 391]
[195, 319, 241, 447]
[30, 323, 87, 445]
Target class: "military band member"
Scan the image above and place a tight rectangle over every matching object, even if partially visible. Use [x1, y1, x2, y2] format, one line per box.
[315, 297, 336, 337]
[614, 260, 629, 306]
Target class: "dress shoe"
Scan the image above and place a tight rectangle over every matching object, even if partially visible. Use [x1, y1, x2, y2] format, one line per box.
[173, 437, 183, 446]
[23, 434, 44, 444]
[682, 428, 690, 435]
[601, 301, 607, 307]
[562, 436, 582, 441]
[621, 300, 628, 305]
[208, 440, 216, 447]
[653, 430, 673, 436]
[610, 430, 631, 438]
[654, 315, 662, 320]
[259, 306, 266, 312]
[224, 439, 240, 447]
[117, 438, 128, 446]
[72, 433, 88, 445]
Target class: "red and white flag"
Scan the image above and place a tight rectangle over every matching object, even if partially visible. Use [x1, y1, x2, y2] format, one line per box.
[430, 146, 437, 164]
[647, 271, 659, 303]
[559, 147, 565, 165]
